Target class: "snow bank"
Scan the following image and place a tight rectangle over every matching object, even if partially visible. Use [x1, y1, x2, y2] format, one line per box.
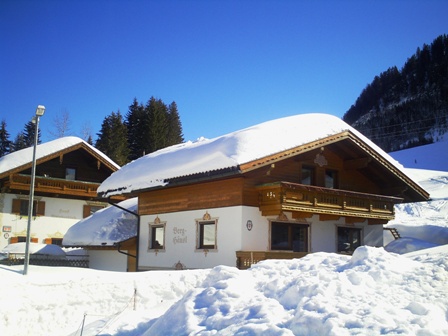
[142, 246, 448, 335]
[1, 246, 447, 335]
[384, 168, 448, 250]
[390, 139, 448, 172]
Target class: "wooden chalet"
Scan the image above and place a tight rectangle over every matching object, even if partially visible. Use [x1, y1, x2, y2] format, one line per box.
[0, 136, 121, 250]
[98, 114, 429, 270]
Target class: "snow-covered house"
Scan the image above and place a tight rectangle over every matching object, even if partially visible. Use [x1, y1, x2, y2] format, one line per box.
[0, 136, 120, 250]
[98, 114, 429, 270]
[63, 198, 138, 272]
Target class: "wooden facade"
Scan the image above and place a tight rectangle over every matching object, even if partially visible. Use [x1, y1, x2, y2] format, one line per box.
[138, 132, 428, 217]
[1, 144, 121, 201]
[256, 182, 400, 220]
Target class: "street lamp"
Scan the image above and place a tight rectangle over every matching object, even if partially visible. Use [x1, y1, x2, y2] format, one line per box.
[23, 105, 45, 275]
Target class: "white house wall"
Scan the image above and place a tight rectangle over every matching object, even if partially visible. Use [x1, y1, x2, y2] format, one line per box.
[309, 216, 336, 253]
[240, 206, 270, 251]
[88, 250, 128, 272]
[140, 206, 266, 270]
[138, 206, 384, 270]
[0, 193, 105, 249]
[310, 215, 384, 253]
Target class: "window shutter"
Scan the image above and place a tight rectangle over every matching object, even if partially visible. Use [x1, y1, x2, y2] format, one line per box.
[31, 237, 38, 243]
[44, 238, 52, 244]
[10, 237, 19, 244]
[83, 205, 91, 218]
[12, 199, 21, 215]
[36, 201, 45, 216]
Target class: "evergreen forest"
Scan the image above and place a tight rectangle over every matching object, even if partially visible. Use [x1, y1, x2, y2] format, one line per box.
[343, 34, 448, 152]
[95, 97, 184, 166]
[0, 96, 184, 167]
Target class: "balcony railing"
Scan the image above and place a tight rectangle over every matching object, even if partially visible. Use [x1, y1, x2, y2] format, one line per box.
[236, 250, 309, 270]
[5, 173, 100, 198]
[256, 182, 402, 220]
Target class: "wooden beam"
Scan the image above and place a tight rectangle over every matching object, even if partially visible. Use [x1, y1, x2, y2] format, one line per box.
[368, 219, 389, 225]
[345, 217, 365, 225]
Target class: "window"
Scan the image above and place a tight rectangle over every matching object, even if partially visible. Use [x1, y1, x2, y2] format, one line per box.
[83, 204, 106, 218]
[65, 167, 76, 180]
[271, 222, 308, 252]
[12, 199, 45, 217]
[149, 224, 165, 250]
[197, 220, 217, 249]
[301, 166, 315, 185]
[325, 169, 338, 189]
[44, 238, 63, 246]
[337, 227, 361, 254]
[10, 236, 38, 244]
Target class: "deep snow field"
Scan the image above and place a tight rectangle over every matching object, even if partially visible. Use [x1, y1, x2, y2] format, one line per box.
[1, 140, 447, 336]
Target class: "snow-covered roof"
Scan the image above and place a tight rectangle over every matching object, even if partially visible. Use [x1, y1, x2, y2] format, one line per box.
[2, 242, 66, 257]
[0, 136, 120, 177]
[99, 113, 409, 198]
[62, 197, 138, 246]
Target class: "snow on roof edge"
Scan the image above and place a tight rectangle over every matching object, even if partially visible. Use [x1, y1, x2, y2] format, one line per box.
[98, 113, 415, 198]
[0, 136, 120, 175]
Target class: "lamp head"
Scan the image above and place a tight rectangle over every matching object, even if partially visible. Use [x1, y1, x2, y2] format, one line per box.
[35, 105, 45, 116]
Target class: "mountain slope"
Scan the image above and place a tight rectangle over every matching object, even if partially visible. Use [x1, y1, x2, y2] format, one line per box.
[343, 34, 448, 152]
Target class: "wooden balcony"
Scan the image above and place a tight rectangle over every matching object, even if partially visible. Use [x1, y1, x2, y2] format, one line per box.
[236, 250, 309, 270]
[4, 173, 100, 198]
[256, 182, 402, 220]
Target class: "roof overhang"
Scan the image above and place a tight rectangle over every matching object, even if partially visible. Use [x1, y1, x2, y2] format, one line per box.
[240, 130, 429, 202]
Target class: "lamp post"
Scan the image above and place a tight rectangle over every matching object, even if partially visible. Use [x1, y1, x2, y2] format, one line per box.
[23, 105, 45, 275]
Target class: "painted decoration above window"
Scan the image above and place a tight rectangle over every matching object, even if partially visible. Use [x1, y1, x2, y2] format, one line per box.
[314, 153, 328, 167]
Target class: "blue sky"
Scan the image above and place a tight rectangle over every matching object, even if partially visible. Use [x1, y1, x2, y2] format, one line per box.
[1, 0, 447, 144]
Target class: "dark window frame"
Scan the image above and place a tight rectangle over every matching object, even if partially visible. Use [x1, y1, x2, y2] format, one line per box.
[197, 220, 217, 250]
[149, 224, 165, 250]
[12, 199, 45, 217]
[337, 226, 362, 254]
[301, 165, 315, 186]
[83, 204, 106, 218]
[65, 167, 77, 181]
[325, 169, 339, 189]
[270, 221, 309, 252]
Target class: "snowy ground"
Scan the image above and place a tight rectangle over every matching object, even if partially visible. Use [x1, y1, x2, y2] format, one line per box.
[1, 244, 447, 335]
[1, 142, 447, 335]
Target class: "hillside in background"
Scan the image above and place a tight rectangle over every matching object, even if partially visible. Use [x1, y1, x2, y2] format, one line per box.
[343, 34, 448, 152]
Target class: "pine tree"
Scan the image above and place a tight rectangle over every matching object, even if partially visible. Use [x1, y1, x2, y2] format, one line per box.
[0, 119, 12, 157]
[23, 119, 42, 147]
[95, 111, 129, 166]
[124, 96, 185, 160]
[167, 102, 184, 145]
[12, 132, 27, 152]
[125, 98, 147, 161]
[146, 97, 169, 153]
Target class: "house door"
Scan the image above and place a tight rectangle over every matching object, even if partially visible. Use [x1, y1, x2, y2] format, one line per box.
[270, 222, 309, 252]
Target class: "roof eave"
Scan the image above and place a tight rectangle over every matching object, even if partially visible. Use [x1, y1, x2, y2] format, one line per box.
[0, 142, 119, 180]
